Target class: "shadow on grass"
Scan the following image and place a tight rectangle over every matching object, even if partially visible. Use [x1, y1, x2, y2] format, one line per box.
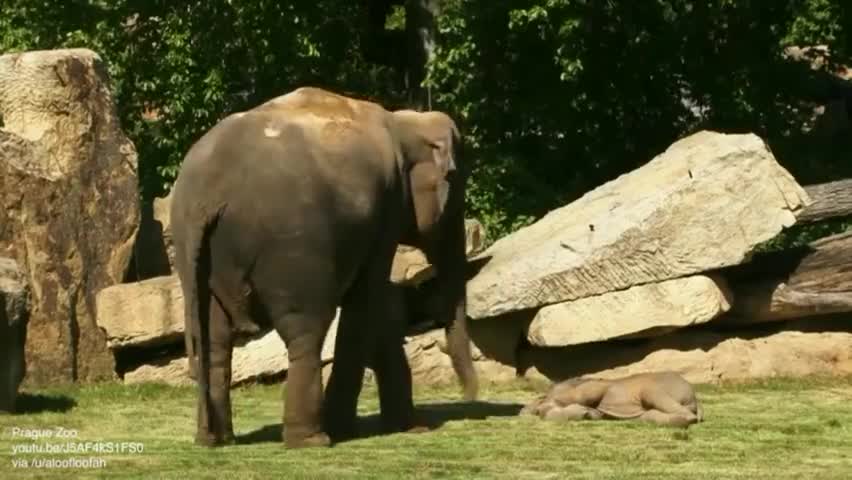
[236, 400, 523, 445]
[13, 392, 77, 414]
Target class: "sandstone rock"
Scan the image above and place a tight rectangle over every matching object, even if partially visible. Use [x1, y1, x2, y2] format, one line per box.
[0, 258, 30, 412]
[468, 312, 531, 366]
[391, 246, 434, 285]
[467, 131, 809, 320]
[124, 314, 340, 386]
[384, 218, 488, 285]
[405, 329, 518, 387]
[123, 356, 192, 387]
[95, 275, 183, 348]
[527, 275, 733, 347]
[520, 326, 852, 385]
[588, 331, 852, 385]
[0, 49, 140, 384]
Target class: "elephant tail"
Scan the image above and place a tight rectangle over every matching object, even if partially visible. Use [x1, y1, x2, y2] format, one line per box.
[178, 207, 220, 429]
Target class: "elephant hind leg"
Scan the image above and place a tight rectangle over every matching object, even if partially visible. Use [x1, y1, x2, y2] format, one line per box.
[195, 294, 235, 446]
[323, 244, 399, 441]
[543, 404, 603, 422]
[638, 409, 698, 428]
[372, 337, 422, 434]
[642, 388, 700, 422]
[322, 287, 377, 442]
[274, 308, 336, 449]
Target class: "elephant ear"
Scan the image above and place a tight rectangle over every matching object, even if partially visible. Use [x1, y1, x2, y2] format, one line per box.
[429, 134, 457, 214]
[431, 134, 457, 177]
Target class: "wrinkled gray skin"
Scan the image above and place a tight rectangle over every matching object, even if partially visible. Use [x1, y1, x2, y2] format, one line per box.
[521, 372, 703, 428]
[170, 87, 478, 448]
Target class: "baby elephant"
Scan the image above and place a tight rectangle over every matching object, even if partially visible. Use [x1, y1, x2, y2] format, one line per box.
[521, 371, 703, 428]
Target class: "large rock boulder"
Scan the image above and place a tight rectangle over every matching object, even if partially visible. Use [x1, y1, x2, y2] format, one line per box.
[579, 330, 852, 385]
[467, 131, 809, 320]
[0, 49, 140, 384]
[520, 319, 852, 385]
[405, 329, 518, 387]
[527, 274, 733, 347]
[95, 275, 184, 348]
[0, 258, 30, 412]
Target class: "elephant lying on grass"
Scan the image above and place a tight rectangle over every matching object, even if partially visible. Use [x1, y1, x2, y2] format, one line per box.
[521, 372, 703, 428]
[170, 87, 478, 448]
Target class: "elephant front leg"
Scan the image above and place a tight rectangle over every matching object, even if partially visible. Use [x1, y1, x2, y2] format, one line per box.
[372, 340, 425, 434]
[322, 305, 371, 442]
[195, 296, 235, 446]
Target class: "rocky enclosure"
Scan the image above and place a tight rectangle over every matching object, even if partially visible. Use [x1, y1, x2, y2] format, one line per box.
[0, 49, 140, 384]
[3, 48, 852, 394]
[102, 130, 852, 389]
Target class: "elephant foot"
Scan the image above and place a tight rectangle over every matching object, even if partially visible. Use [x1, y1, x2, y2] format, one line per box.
[284, 431, 331, 449]
[194, 431, 236, 448]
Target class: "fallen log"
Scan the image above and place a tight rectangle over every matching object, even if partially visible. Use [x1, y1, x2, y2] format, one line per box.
[724, 230, 852, 323]
[797, 179, 852, 224]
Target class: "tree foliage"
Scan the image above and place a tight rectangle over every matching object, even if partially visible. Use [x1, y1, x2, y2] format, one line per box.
[1, 0, 850, 240]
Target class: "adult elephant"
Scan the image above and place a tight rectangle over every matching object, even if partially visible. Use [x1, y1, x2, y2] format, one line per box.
[170, 87, 478, 449]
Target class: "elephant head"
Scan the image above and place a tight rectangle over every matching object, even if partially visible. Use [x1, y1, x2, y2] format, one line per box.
[392, 110, 479, 401]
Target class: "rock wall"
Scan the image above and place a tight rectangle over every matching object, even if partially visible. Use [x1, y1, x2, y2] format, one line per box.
[95, 129, 852, 390]
[0, 49, 140, 384]
[3, 48, 846, 391]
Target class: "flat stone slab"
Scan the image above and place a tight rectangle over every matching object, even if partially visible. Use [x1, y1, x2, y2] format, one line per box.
[95, 275, 184, 348]
[527, 275, 733, 347]
[467, 131, 809, 319]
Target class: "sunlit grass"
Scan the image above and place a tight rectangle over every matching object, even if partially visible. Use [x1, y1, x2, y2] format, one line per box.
[1, 375, 851, 479]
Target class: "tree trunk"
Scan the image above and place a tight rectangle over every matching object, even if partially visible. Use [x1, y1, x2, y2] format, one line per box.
[797, 179, 852, 223]
[724, 231, 852, 324]
[405, 0, 440, 109]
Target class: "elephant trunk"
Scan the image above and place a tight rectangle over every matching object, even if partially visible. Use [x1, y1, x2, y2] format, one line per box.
[445, 294, 478, 401]
[428, 208, 479, 402]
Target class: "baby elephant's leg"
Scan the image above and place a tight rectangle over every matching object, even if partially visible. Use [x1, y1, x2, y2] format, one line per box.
[543, 404, 603, 422]
[642, 389, 699, 424]
[521, 397, 554, 417]
[639, 409, 697, 428]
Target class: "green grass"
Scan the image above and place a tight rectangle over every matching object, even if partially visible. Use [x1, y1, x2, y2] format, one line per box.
[2, 375, 851, 479]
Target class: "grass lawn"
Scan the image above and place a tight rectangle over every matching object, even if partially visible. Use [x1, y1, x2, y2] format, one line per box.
[1, 375, 851, 479]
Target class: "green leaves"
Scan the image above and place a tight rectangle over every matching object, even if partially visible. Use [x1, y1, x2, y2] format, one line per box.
[1, 0, 848, 242]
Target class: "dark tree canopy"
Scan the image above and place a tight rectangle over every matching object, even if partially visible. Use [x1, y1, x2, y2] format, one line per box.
[1, 0, 850, 242]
